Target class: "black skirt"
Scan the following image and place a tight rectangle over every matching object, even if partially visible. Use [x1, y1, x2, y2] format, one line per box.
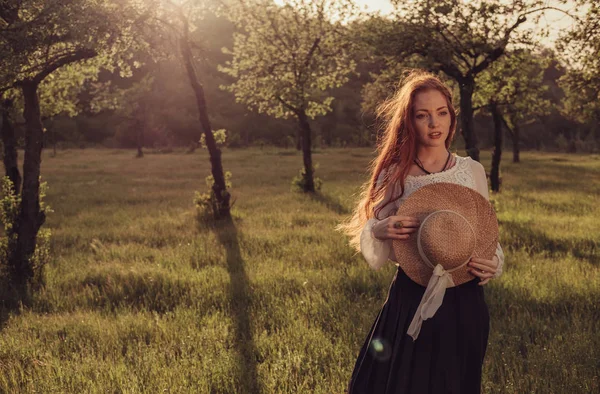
[347, 266, 490, 394]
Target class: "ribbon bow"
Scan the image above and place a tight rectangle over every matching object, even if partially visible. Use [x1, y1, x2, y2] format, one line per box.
[407, 264, 456, 340]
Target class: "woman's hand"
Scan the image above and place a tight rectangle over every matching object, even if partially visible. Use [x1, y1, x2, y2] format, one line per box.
[372, 215, 420, 241]
[467, 255, 499, 286]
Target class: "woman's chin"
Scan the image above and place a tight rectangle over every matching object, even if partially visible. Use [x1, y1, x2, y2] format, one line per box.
[418, 138, 447, 148]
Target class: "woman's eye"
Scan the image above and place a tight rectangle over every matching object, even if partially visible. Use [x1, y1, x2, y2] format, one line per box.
[416, 114, 426, 119]
[439, 111, 448, 116]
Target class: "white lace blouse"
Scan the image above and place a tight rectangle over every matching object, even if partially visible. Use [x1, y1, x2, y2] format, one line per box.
[360, 155, 505, 277]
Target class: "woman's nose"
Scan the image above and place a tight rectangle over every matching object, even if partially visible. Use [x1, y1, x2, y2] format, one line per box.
[429, 115, 439, 128]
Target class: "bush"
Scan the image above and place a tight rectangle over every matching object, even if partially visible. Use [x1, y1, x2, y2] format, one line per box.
[194, 171, 233, 220]
[226, 132, 243, 148]
[554, 133, 569, 152]
[0, 176, 53, 298]
[291, 163, 322, 192]
[574, 131, 598, 153]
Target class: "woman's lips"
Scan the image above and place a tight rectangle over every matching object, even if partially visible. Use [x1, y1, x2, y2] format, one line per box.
[429, 132, 442, 139]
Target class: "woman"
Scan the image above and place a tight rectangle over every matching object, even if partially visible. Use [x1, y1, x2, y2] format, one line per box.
[338, 70, 505, 393]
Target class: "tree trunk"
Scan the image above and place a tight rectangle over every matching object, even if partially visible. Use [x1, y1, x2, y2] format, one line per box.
[52, 127, 57, 157]
[458, 77, 480, 162]
[136, 120, 144, 158]
[13, 80, 46, 289]
[512, 123, 520, 163]
[490, 101, 502, 193]
[1, 98, 21, 194]
[297, 111, 315, 192]
[501, 114, 519, 163]
[296, 128, 302, 151]
[180, 29, 230, 219]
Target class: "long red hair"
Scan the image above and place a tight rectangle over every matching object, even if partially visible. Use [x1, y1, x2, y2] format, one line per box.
[336, 69, 458, 253]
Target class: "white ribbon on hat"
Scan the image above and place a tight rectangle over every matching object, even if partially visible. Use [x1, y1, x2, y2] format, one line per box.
[407, 210, 476, 341]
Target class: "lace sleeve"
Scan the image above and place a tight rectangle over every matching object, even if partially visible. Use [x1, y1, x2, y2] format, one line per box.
[359, 168, 397, 270]
[493, 243, 505, 278]
[469, 159, 505, 278]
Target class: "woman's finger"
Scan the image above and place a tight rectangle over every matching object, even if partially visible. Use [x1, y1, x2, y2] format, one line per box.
[388, 234, 410, 240]
[389, 217, 420, 227]
[478, 278, 491, 286]
[470, 257, 498, 267]
[468, 268, 495, 279]
[388, 220, 420, 228]
[391, 215, 420, 222]
[392, 227, 418, 235]
[468, 260, 497, 272]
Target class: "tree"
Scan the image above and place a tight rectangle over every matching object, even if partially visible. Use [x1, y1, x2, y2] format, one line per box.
[220, 0, 359, 192]
[362, 0, 561, 161]
[558, 1, 600, 136]
[0, 0, 152, 297]
[0, 95, 22, 194]
[153, 0, 232, 218]
[475, 49, 551, 191]
[90, 75, 161, 157]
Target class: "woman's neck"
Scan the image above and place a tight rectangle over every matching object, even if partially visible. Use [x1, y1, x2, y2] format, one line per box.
[415, 145, 449, 166]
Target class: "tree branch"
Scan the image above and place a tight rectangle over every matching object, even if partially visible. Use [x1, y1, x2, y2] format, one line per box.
[434, 26, 471, 71]
[296, 37, 321, 85]
[500, 114, 513, 137]
[276, 95, 299, 115]
[520, 6, 581, 24]
[471, 16, 526, 76]
[32, 48, 97, 85]
[438, 62, 464, 82]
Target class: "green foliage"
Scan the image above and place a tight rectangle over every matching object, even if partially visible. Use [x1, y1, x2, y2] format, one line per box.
[560, 71, 600, 124]
[90, 75, 155, 116]
[199, 129, 227, 149]
[0, 176, 53, 288]
[359, 0, 559, 142]
[555, 134, 569, 152]
[365, 0, 550, 77]
[226, 132, 243, 148]
[219, 0, 359, 120]
[474, 49, 551, 124]
[361, 60, 456, 116]
[557, 1, 600, 125]
[194, 171, 233, 220]
[0, 0, 156, 117]
[0, 178, 20, 245]
[291, 163, 322, 192]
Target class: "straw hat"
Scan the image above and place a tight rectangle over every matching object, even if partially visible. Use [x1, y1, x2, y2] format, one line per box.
[391, 182, 499, 340]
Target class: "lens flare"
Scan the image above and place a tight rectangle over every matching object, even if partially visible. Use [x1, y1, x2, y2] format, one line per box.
[369, 337, 391, 361]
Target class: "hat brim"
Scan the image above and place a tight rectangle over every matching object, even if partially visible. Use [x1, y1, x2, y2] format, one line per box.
[392, 183, 499, 287]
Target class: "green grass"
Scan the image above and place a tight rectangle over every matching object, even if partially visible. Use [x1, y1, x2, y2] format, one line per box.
[0, 147, 598, 393]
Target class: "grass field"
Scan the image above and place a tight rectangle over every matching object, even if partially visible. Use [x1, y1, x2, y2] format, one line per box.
[0, 147, 598, 393]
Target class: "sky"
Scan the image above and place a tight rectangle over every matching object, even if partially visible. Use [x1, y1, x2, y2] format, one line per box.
[354, 0, 394, 15]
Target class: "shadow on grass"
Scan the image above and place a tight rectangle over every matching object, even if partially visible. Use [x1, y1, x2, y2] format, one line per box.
[45, 270, 221, 314]
[308, 191, 351, 215]
[0, 278, 32, 332]
[513, 194, 594, 216]
[213, 215, 261, 393]
[483, 285, 600, 392]
[0, 299, 10, 331]
[501, 220, 598, 265]
[505, 158, 599, 195]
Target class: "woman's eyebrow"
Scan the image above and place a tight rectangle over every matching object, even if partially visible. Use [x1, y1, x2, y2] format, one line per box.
[415, 106, 448, 112]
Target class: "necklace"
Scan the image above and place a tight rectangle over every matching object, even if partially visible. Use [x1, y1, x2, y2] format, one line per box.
[414, 150, 451, 175]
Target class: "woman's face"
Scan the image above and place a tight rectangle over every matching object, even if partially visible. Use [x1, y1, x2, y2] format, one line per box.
[412, 89, 452, 149]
